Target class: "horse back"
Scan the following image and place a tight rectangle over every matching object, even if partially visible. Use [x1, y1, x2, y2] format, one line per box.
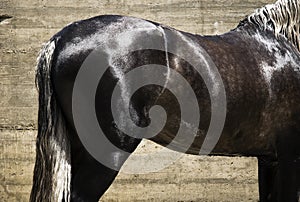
[50, 15, 300, 157]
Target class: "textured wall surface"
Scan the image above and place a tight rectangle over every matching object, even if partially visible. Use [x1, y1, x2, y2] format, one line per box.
[0, 0, 274, 201]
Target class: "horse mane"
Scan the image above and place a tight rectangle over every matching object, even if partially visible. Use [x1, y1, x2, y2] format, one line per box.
[239, 0, 300, 51]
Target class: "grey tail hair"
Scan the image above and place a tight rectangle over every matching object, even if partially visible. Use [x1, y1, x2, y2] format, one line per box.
[239, 0, 300, 51]
[30, 39, 71, 202]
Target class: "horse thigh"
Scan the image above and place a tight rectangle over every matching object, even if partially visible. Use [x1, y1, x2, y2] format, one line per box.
[71, 153, 119, 202]
[70, 132, 141, 202]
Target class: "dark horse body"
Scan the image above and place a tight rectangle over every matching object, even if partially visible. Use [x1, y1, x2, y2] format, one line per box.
[31, 0, 300, 201]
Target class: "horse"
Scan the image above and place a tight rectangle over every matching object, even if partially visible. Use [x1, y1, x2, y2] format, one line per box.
[30, 0, 300, 201]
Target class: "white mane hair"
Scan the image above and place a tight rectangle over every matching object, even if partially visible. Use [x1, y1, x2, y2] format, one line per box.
[242, 0, 300, 51]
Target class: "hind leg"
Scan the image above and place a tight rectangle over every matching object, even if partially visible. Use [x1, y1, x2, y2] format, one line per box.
[70, 135, 141, 202]
[70, 151, 118, 202]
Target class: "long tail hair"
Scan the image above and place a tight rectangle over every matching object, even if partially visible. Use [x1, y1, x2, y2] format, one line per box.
[30, 39, 71, 202]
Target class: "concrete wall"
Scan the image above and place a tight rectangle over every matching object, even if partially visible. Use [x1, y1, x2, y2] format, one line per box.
[0, 0, 274, 201]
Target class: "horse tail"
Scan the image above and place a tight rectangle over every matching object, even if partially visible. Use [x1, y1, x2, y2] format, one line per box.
[30, 39, 71, 202]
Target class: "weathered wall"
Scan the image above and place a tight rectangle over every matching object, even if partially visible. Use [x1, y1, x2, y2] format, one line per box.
[0, 0, 274, 201]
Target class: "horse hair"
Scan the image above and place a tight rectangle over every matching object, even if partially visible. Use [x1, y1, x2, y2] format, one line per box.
[30, 39, 71, 202]
[240, 0, 300, 51]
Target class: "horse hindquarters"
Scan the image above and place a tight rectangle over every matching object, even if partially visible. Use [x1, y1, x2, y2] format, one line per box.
[50, 39, 144, 201]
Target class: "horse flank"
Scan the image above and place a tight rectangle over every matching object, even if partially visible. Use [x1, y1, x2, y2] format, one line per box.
[241, 0, 300, 51]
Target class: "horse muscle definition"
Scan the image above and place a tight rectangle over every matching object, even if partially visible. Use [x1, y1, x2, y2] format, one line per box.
[31, 0, 300, 201]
